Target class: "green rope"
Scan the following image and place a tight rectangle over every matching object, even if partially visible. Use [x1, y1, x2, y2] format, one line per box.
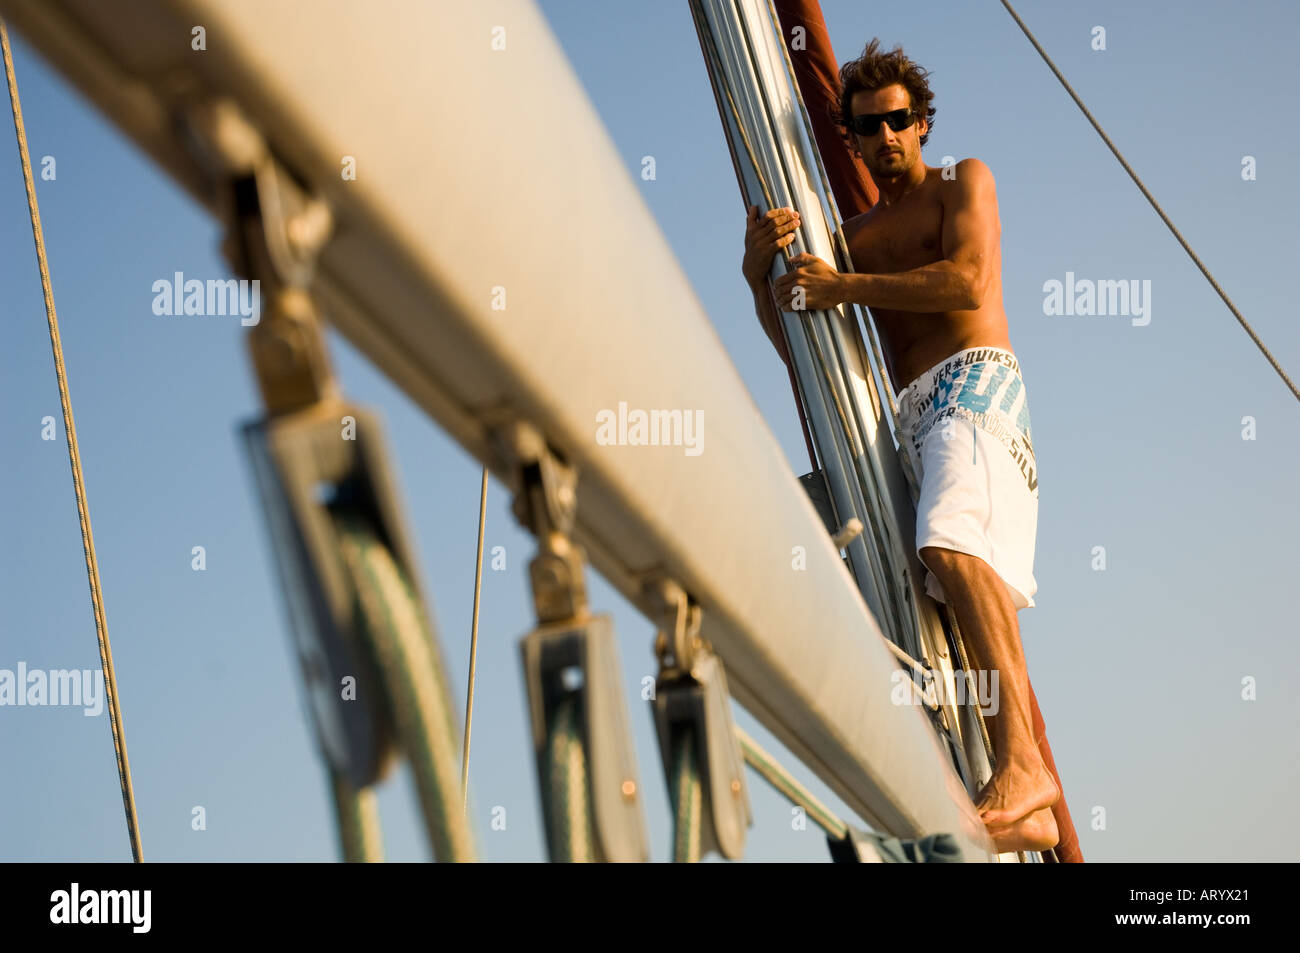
[328, 766, 384, 862]
[735, 725, 847, 841]
[543, 694, 595, 862]
[332, 508, 476, 862]
[670, 729, 703, 863]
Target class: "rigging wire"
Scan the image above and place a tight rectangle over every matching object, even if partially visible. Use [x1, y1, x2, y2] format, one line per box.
[460, 466, 488, 815]
[1, 18, 143, 862]
[1001, 0, 1298, 403]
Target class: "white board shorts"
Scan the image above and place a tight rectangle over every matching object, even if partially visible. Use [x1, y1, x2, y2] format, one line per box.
[896, 346, 1039, 610]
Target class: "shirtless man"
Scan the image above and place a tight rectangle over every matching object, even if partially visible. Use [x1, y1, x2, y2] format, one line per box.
[742, 38, 1059, 854]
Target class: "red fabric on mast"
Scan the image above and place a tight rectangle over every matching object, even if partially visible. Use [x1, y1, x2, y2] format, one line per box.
[772, 0, 1083, 864]
[772, 1, 879, 214]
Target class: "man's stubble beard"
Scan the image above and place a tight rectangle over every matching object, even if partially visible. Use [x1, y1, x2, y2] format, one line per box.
[863, 145, 916, 181]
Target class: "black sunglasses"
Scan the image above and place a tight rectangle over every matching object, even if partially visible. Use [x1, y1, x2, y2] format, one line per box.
[847, 107, 916, 137]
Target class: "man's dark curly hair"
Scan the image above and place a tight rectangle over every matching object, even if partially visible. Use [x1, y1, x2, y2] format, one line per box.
[835, 38, 936, 148]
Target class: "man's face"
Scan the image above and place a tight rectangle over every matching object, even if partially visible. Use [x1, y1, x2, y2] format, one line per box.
[849, 84, 927, 179]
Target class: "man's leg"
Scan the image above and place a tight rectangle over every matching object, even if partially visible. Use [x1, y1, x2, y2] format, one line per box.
[969, 652, 1083, 859]
[919, 546, 1059, 831]
[1027, 685, 1084, 861]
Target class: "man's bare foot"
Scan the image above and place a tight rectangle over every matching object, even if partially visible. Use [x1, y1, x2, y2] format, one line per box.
[987, 807, 1059, 853]
[975, 756, 1059, 828]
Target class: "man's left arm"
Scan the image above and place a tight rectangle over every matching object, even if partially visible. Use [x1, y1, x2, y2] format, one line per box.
[838, 159, 999, 312]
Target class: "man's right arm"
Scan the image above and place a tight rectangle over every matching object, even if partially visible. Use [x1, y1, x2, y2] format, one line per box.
[750, 279, 791, 366]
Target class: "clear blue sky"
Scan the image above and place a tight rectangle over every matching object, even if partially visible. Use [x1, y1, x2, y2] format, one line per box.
[2, 0, 1296, 862]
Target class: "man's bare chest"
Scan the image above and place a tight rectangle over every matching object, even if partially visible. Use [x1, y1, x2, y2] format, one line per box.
[845, 197, 945, 275]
